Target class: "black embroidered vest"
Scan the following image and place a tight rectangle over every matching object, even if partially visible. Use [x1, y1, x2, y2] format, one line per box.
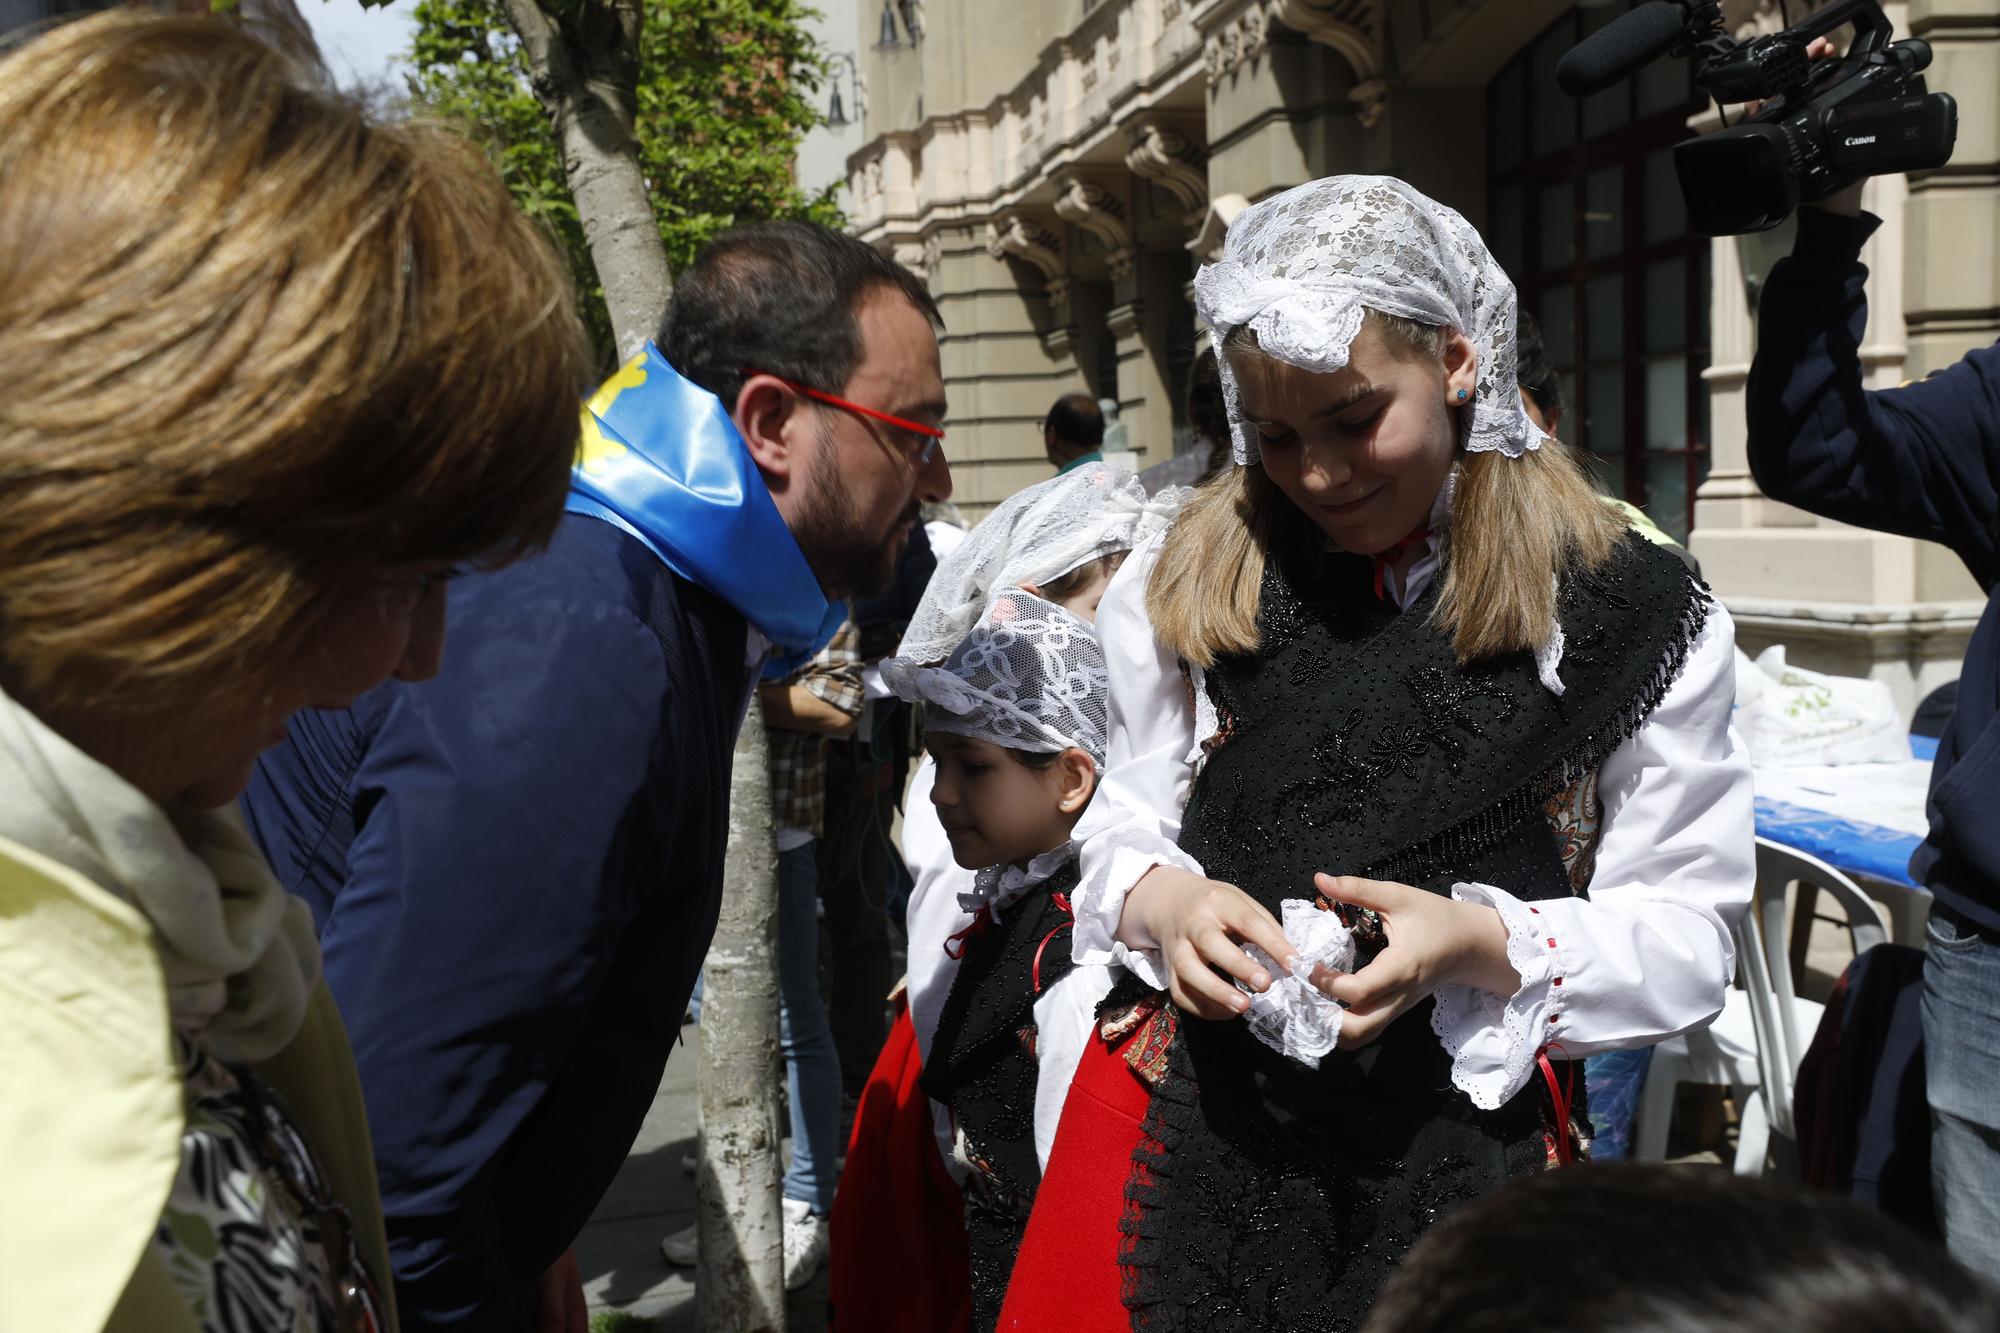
[921, 859, 1080, 1332]
[1117, 534, 1708, 1332]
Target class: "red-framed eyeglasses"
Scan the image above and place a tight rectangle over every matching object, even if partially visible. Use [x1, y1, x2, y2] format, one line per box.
[746, 368, 945, 466]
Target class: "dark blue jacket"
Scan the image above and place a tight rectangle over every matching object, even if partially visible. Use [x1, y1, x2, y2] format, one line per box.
[1746, 207, 2000, 931]
[244, 514, 753, 1330]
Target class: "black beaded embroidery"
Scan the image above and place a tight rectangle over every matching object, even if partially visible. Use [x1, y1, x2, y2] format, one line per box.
[920, 861, 1081, 1332]
[1118, 533, 1706, 1331]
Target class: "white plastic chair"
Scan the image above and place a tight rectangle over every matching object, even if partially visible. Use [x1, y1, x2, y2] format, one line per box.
[1632, 838, 1888, 1175]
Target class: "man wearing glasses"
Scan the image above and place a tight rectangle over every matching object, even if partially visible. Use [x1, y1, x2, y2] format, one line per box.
[243, 222, 950, 1331]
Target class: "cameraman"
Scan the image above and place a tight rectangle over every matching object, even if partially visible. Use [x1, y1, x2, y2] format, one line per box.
[1745, 171, 2000, 1261]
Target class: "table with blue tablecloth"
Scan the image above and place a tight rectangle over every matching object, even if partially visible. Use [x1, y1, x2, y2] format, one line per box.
[1754, 734, 1937, 975]
[1596, 739, 1937, 1160]
[1753, 735, 1935, 893]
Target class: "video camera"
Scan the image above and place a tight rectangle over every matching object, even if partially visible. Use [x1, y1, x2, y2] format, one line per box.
[1556, 0, 1956, 235]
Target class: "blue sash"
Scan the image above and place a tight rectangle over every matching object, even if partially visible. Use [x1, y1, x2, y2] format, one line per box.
[565, 343, 843, 675]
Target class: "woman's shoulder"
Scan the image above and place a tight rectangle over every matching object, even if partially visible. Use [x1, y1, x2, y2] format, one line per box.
[0, 834, 166, 1018]
[0, 836, 189, 1333]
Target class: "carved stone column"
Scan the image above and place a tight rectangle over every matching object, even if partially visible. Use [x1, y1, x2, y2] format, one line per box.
[985, 211, 1070, 308]
[1269, 0, 1387, 127]
[1054, 174, 1137, 295]
[1124, 117, 1209, 235]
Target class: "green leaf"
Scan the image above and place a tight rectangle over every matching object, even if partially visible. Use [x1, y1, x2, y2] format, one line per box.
[401, 0, 846, 365]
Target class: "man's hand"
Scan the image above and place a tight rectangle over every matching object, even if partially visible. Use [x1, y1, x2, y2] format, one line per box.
[537, 1246, 588, 1333]
[758, 682, 859, 738]
[1787, 36, 1865, 216]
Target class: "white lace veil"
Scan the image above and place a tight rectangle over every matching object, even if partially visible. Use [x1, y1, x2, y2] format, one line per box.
[880, 589, 1109, 767]
[897, 462, 1182, 667]
[1193, 175, 1550, 466]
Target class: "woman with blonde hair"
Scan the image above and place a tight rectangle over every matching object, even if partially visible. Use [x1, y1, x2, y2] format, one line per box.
[0, 12, 591, 1332]
[1000, 176, 1756, 1327]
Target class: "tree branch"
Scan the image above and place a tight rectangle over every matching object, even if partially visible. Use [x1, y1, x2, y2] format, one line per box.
[498, 0, 672, 359]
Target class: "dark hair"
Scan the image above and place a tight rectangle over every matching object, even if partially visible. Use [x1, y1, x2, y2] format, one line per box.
[1044, 392, 1105, 449]
[1516, 308, 1563, 421]
[1365, 1165, 2000, 1333]
[923, 725, 1059, 771]
[1184, 344, 1235, 483]
[1041, 551, 1127, 605]
[1185, 345, 1229, 447]
[658, 220, 942, 408]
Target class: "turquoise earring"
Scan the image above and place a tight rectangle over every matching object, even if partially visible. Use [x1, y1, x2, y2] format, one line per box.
[1455, 389, 1469, 402]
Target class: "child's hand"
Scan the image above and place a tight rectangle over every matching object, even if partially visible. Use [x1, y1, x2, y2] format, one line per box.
[1308, 873, 1521, 1048]
[1116, 865, 1296, 1021]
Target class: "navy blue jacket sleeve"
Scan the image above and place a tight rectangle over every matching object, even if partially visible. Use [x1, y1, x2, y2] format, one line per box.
[1746, 207, 2000, 589]
[323, 584, 673, 1329]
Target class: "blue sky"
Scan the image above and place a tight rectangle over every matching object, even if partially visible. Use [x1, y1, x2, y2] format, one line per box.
[300, 0, 419, 90]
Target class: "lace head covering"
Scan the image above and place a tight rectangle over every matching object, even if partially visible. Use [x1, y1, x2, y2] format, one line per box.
[1193, 174, 1548, 466]
[881, 590, 1109, 768]
[896, 461, 1182, 666]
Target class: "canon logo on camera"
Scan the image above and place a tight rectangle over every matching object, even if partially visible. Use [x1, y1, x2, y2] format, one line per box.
[1845, 134, 1879, 146]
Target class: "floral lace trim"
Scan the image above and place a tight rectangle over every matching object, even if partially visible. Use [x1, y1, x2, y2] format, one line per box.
[1188, 662, 1220, 773]
[963, 844, 1076, 920]
[1536, 615, 1567, 697]
[1429, 881, 1562, 1111]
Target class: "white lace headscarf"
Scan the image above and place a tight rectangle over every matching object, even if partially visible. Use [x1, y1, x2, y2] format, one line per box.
[881, 590, 1109, 768]
[897, 462, 1182, 667]
[1194, 175, 1550, 467]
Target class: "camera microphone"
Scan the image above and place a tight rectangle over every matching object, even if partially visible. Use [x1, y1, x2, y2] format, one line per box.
[1555, 1, 1693, 97]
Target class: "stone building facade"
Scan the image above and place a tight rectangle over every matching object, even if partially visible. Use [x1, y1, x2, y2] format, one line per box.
[847, 0, 1998, 712]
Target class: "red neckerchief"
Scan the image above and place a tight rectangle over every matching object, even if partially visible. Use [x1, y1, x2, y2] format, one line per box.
[1372, 526, 1432, 601]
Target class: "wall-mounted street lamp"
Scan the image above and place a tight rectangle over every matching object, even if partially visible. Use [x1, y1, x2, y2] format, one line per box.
[825, 51, 863, 129]
[874, 0, 924, 51]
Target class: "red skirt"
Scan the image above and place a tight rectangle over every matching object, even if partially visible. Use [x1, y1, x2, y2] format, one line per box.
[828, 1005, 971, 1333]
[996, 1027, 1152, 1330]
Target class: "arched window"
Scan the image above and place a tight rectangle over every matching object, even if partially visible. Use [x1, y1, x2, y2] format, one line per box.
[1486, 3, 1711, 542]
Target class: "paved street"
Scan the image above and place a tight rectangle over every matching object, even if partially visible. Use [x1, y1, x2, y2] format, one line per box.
[576, 1023, 829, 1330]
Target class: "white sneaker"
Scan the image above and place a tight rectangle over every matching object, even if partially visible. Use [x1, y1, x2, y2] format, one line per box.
[658, 1222, 698, 1267]
[660, 1201, 827, 1288]
[781, 1196, 828, 1292]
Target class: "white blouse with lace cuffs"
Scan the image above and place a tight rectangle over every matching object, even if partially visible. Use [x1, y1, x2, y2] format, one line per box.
[1069, 529, 1755, 1110]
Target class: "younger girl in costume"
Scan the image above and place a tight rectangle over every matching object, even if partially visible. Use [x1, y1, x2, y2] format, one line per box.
[898, 463, 1181, 1138]
[827, 470, 1178, 1333]
[880, 589, 1114, 1330]
[1005, 176, 1755, 1329]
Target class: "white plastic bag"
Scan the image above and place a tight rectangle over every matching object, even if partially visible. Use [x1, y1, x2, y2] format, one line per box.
[1734, 645, 1907, 767]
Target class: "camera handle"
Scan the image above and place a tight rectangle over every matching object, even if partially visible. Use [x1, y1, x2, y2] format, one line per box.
[1790, 0, 1893, 56]
[1684, 0, 1894, 105]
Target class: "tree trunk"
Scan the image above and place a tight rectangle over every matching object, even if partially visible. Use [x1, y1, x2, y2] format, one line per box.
[697, 702, 788, 1330]
[498, 0, 674, 361]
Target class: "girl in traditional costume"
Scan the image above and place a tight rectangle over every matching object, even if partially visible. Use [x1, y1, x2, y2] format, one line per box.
[881, 590, 1114, 1329]
[896, 464, 1181, 1128]
[828, 472, 1176, 1332]
[1002, 175, 1756, 1330]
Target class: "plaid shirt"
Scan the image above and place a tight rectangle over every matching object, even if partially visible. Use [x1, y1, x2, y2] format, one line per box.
[764, 618, 863, 838]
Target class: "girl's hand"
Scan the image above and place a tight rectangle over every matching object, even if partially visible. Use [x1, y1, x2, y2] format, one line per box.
[1310, 873, 1521, 1048]
[1117, 865, 1297, 1021]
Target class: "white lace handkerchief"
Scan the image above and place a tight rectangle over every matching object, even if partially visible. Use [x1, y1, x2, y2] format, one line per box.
[1240, 899, 1356, 1069]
